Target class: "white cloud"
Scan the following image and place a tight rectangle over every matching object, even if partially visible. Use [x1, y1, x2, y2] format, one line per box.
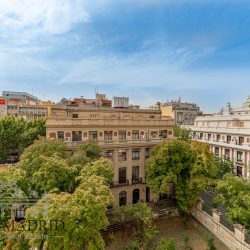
[0, 0, 90, 43]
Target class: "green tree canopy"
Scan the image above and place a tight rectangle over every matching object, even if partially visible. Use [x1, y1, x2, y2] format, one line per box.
[213, 156, 234, 179]
[0, 116, 45, 163]
[173, 126, 192, 141]
[214, 173, 250, 230]
[146, 140, 218, 212]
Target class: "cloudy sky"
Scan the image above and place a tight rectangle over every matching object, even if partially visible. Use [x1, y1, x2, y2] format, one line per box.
[1, 0, 250, 111]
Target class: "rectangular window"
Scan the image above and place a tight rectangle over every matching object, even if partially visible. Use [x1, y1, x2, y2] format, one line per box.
[89, 131, 98, 140]
[72, 131, 82, 142]
[57, 131, 64, 140]
[151, 131, 158, 138]
[208, 134, 211, 140]
[119, 167, 127, 184]
[227, 135, 231, 143]
[240, 122, 245, 127]
[215, 147, 219, 156]
[132, 166, 140, 183]
[159, 130, 168, 139]
[105, 150, 113, 160]
[237, 151, 243, 161]
[132, 130, 139, 140]
[119, 131, 126, 141]
[104, 131, 113, 141]
[132, 149, 140, 160]
[119, 150, 127, 161]
[199, 133, 203, 139]
[225, 149, 230, 160]
[72, 113, 79, 118]
[239, 136, 244, 145]
[216, 134, 220, 142]
[145, 148, 150, 159]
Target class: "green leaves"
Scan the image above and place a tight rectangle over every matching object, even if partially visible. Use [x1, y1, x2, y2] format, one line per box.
[0, 116, 45, 163]
[146, 140, 218, 212]
[214, 174, 250, 230]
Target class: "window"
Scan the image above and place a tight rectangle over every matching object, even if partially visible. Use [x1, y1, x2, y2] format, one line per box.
[132, 166, 140, 183]
[132, 149, 140, 160]
[216, 134, 220, 142]
[119, 167, 127, 184]
[237, 151, 243, 162]
[119, 131, 126, 141]
[72, 131, 82, 141]
[199, 133, 203, 139]
[57, 131, 64, 140]
[239, 136, 244, 145]
[237, 166, 242, 177]
[119, 150, 127, 161]
[72, 113, 79, 118]
[151, 131, 158, 138]
[145, 148, 150, 159]
[208, 134, 211, 140]
[104, 131, 113, 141]
[132, 130, 139, 140]
[240, 122, 245, 127]
[89, 131, 98, 140]
[225, 149, 230, 160]
[105, 150, 113, 160]
[215, 147, 219, 156]
[227, 135, 231, 143]
[159, 130, 168, 139]
[119, 191, 127, 206]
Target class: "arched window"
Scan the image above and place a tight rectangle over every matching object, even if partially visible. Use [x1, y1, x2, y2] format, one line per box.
[132, 189, 140, 204]
[119, 191, 127, 206]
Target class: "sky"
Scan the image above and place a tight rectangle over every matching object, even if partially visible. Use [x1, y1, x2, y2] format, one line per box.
[1, 0, 250, 112]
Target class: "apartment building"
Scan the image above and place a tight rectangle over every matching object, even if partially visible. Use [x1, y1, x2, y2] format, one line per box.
[150, 98, 202, 125]
[0, 91, 52, 120]
[46, 103, 174, 206]
[187, 98, 250, 179]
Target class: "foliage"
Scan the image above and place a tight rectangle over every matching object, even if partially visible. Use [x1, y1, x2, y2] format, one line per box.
[2, 138, 113, 249]
[207, 238, 217, 250]
[0, 116, 45, 163]
[213, 156, 234, 179]
[154, 238, 176, 250]
[0, 167, 28, 248]
[173, 126, 192, 141]
[146, 140, 218, 212]
[5, 174, 113, 250]
[77, 158, 114, 185]
[214, 173, 250, 230]
[114, 202, 158, 250]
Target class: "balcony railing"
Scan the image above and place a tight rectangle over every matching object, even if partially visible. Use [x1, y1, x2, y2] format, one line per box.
[110, 178, 145, 187]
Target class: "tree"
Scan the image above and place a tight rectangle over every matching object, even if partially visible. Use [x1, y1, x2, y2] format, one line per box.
[6, 175, 113, 250]
[146, 140, 218, 212]
[213, 156, 234, 179]
[113, 202, 158, 250]
[0, 116, 45, 163]
[173, 126, 192, 141]
[0, 167, 28, 249]
[77, 158, 114, 185]
[214, 173, 250, 230]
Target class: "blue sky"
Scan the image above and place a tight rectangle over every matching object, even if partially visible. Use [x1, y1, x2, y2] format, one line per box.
[1, 0, 250, 112]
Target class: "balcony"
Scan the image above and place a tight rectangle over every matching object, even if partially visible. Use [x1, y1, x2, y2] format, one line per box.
[110, 178, 145, 187]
